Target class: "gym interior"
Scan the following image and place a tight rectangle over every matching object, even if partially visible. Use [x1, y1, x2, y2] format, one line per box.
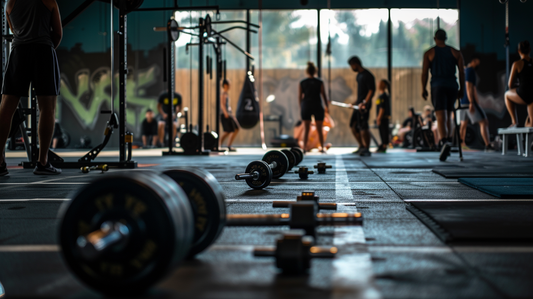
[1, 0, 533, 298]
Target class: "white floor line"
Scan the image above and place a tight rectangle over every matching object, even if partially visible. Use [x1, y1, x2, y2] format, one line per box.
[405, 199, 533, 202]
[368, 245, 533, 253]
[330, 155, 381, 299]
[0, 198, 69, 202]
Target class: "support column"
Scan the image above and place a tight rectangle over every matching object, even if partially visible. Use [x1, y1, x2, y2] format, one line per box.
[317, 9, 321, 78]
[119, 7, 127, 162]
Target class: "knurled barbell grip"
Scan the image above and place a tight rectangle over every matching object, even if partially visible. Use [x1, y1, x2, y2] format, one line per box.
[76, 221, 130, 260]
[316, 213, 363, 226]
[272, 201, 337, 210]
[235, 171, 259, 180]
[226, 214, 288, 226]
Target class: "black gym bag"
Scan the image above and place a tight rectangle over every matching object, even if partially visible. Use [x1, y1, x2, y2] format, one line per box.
[236, 73, 260, 129]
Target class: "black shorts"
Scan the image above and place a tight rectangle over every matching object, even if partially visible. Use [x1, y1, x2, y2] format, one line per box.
[350, 109, 370, 132]
[431, 86, 457, 111]
[221, 114, 239, 133]
[2, 45, 61, 97]
[301, 102, 325, 121]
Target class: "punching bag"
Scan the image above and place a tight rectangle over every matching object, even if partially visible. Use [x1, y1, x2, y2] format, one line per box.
[236, 72, 260, 129]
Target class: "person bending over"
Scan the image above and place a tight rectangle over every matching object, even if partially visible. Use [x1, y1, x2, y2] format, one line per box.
[157, 91, 182, 147]
[298, 62, 329, 153]
[421, 29, 465, 149]
[505, 40, 533, 127]
[141, 109, 158, 148]
[348, 56, 375, 157]
[375, 79, 391, 153]
[219, 79, 239, 151]
[459, 56, 494, 151]
[0, 0, 63, 176]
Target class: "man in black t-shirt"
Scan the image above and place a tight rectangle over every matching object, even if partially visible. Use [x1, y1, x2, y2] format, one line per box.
[141, 109, 158, 147]
[348, 56, 375, 156]
[157, 91, 182, 146]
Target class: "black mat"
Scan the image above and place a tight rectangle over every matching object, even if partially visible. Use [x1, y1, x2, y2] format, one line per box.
[432, 167, 533, 178]
[459, 178, 533, 199]
[407, 201, 533, 243]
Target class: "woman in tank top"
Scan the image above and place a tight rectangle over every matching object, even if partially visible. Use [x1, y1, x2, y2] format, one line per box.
[505, 40, 533, 127]
[298, 62, 329, 153]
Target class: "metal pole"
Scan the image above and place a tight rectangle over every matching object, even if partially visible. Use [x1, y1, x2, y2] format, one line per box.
[317, 9, 321, 78]
[166, 21, 175, 152]
[387, 8, 392, 92]
[505, 1, 510, 88]
[118, 4, 127, 162]
[198, 18, 205, 153]
[215, 38, 221, 151]
[246, 9, 251, 72]
[110, 2, 115, 114]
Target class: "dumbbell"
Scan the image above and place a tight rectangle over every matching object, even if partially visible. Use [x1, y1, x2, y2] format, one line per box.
[273, 191, 336, 210]
[281, 149, 296, 170]
[294, 166, 314, 180]
[59, 169, 362, 295]
[81, 164, 109, 174]
[314, 162, 332, 174]
[291, 147, 305, 166]
[234, 150, 289, 189]
[253, 230, 337, 274]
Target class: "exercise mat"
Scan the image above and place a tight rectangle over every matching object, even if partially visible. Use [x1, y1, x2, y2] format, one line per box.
[433, 167, 533, 178]
[407, 201, 533, 243]
[458, 178, 533, 199]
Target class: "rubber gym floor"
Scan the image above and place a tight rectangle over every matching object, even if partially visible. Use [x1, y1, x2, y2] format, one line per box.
[1, 148, 533, 299]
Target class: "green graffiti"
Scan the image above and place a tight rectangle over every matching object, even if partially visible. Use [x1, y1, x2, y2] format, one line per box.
[59, 66, 159, 130]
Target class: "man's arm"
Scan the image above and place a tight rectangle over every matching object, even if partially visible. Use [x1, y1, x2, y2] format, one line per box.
[508, 61, 520, 90]
[221, 93, 229, 118]
[298, 84, 303, 108]
[47, 0, 63, 49]
[455, 51, 465, 100]
[421, 50, 431, 100]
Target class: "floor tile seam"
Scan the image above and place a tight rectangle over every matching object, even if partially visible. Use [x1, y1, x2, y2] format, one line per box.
[358, 159, 405, 202]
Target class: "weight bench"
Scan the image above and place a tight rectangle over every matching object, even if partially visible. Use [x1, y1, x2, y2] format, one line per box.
[498, 127, 533, 157]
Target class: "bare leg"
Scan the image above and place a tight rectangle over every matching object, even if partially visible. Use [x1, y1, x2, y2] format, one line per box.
[460, 121, 468, 146]
[142, 135, 147, 147]
[36, 96, 57, 166]
[447, 111, 454, 139]
[172, 122, 178, 142]
[227, 129, 239, 147]
[505, 89, 525, 126]
[52, 138, 58, 149]
[152, 135, 158, 146]
[220, 132, 230, 147]
[302, 120, 311, 151]
[0, 95, 21, 165]
[315, 121, 325, 152]
[360, 130, 370, 148]
[351, 126, 363, 148]
[435, 110, 448, 142]
[527, 105, 533, 127]
[479, 119, 491, 146]
[158, 122, 165, 144]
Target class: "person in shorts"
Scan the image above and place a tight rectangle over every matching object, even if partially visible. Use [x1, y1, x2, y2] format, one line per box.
[141, 109, 158, 147]
[348, 56, 375, 157]
[458, 56, 494, 151]
[220, 80, 239, 151]
[421, 29, 465, 149]
[157, 91, 182, 147]
[298, 61, 329, 153]
[0, 0, 63, 176]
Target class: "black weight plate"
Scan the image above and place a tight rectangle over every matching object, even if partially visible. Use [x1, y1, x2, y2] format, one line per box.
[168, 19, 180, 42]
[58, 172, 193, 295]
[163, 168, 226, 257]
[263, 150, 289, 179]
[205, 14, 212, 37]
[203, 131, 217, 151]
[290, 147, 304, 166]
[245, 160, 272, 189]
[180, 132, 199, 153]
[281, 149, 296, 170]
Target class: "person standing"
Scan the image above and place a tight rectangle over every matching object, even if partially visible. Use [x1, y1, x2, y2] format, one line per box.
[458, 56, 494, 151]
[505, 40, 533, 127]
[141, 109, 158, 147]
[421, 29, 465, 149]
[375, 79, 391, 153]
[220, 79, 239, 151]
[157, 91, 182, 147]
[348, 56, 375, 157]
[298, 62, 329, 153]
[0, 0, 63, 176]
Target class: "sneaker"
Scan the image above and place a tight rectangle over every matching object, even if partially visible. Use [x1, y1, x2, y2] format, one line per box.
[359, 148, 372, 157]
[375, 146, 387, 153]
[461, 144, 471, 150]
[353, 147, 364, 154]
[227, 147, 237, 152]
[484, 144, 496, 152]
[0, 161, 8, 176]
[33, 162, 62, 175]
